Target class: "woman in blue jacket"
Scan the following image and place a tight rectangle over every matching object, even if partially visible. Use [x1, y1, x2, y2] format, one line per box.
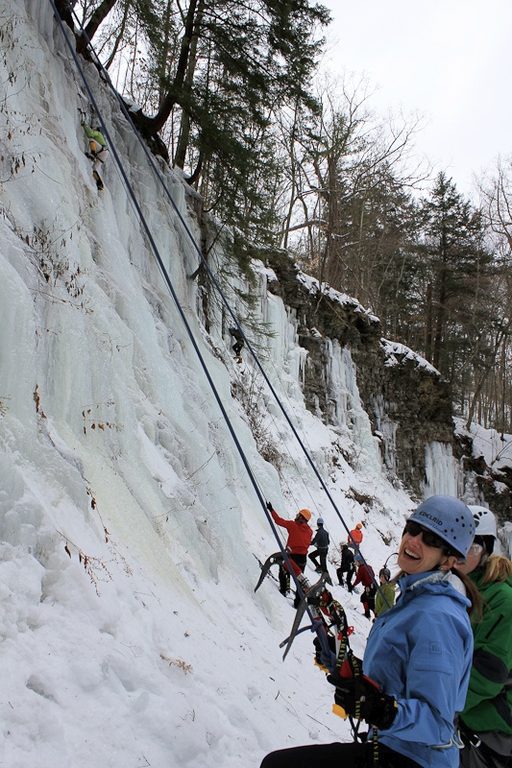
[260, 496, 480, 768]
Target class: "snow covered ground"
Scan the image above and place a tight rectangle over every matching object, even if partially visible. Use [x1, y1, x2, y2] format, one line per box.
[0, 3, 498, 767]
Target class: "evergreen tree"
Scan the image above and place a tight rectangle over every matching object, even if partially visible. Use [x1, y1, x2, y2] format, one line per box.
[68, 1, 330, 236]
[420, 173, 491, 375]
[135, 0, 330, 234]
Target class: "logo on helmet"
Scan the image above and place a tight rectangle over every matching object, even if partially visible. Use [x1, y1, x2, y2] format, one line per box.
[417, 510, 443, 526]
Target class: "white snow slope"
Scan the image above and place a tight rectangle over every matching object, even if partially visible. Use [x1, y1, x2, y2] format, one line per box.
[0, 3, 461, 767]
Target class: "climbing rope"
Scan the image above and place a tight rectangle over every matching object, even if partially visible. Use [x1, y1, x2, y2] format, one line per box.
[48, 1, 384, 619]
[45, 0, 339, 650]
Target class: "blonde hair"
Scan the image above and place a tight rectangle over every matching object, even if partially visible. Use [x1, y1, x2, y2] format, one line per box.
[451, 567, 482, 620]
[480, 554, 512, 586]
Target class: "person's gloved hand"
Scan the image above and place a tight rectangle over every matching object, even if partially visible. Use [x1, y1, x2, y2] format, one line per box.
[310, 620, 336, 670]
[266, 501, 273, 512]
[325, 650, 362, 681]
[326, 675, 397, 729]
[320, 647, 336, 672]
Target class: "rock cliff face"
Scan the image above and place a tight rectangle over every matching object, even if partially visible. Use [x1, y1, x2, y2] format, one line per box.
[257, 249, 512, 519]
[454, 431, 512, 528]
[365, 350, 455, 496]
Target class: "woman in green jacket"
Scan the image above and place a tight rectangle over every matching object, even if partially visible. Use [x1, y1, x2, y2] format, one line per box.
[459, 506, 512, 768]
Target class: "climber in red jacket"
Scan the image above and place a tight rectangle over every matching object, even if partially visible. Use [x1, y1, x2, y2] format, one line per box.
[351, 559, 375, 590]
[266, 503, 313, 606]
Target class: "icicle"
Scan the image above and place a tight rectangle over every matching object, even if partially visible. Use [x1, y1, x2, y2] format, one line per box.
[423, 442, 461, 496]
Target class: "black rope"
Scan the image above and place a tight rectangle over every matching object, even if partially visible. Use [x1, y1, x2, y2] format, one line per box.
[46, 0, 337, 648]
[46, 1, 270, 530]
[66, 4, 361, 546]
[48, 1, 388, 635]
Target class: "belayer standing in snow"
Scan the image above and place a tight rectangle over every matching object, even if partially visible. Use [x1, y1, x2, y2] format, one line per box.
[260, 496, 482, 768]
[266, 502, 313, 608]
[360, 583, 377, 619]
[80, 113, 108, 191]
[336, 543, 355, 588]
[350, 557, 376, 618]
[308, 517, 330, 574]
[374, 566, 396, 618]
[349, 556, 374, 591]
[458, 506, 512, 768]
[347, 520, 364, 550]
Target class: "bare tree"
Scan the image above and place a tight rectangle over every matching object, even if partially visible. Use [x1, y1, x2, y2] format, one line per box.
[274, 76, 424, 308]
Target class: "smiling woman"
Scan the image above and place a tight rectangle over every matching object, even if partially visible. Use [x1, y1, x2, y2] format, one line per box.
[260, 496, 480, 768]
[398, 497, 475, 575]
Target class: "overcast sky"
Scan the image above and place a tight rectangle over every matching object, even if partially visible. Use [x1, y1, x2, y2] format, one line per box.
[321, 0, 512, 197]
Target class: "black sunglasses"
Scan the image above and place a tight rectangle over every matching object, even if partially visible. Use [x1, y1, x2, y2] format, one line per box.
[402, 520, 446, 549]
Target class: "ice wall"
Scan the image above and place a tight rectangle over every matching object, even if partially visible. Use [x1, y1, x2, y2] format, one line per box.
[325, 341, 382, 472]
[423, 441, 462, 497]
[0, 3, 439, 767]
[371, 393, 397, 473]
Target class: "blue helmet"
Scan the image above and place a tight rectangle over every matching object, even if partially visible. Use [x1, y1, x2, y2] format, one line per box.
[408, 495, 475, 557]
[317, 517, 324, 526]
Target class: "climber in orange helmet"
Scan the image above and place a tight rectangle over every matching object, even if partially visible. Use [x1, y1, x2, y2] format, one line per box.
[266, 502, 313, 607]
[347, 521, 364, 550]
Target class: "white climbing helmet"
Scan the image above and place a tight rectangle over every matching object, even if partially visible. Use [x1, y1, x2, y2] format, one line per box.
[409, 495, 475, 557]
[468, 505, 497, 539]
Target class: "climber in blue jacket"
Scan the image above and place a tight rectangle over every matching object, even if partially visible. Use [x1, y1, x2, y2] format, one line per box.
[260, 496, 482, 768]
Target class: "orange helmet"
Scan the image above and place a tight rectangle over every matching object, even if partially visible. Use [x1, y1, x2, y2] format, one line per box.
[356, 522, 363, 529]
[298, 508, 312, 522]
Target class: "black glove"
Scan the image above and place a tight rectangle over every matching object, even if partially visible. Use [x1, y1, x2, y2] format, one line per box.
[266, 501, 273, 512]
[327, 675, 397, 729]
[320, 647, 336, 672]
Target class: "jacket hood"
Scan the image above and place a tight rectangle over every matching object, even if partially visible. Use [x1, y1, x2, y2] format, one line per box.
[399, 570, 471, 610]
